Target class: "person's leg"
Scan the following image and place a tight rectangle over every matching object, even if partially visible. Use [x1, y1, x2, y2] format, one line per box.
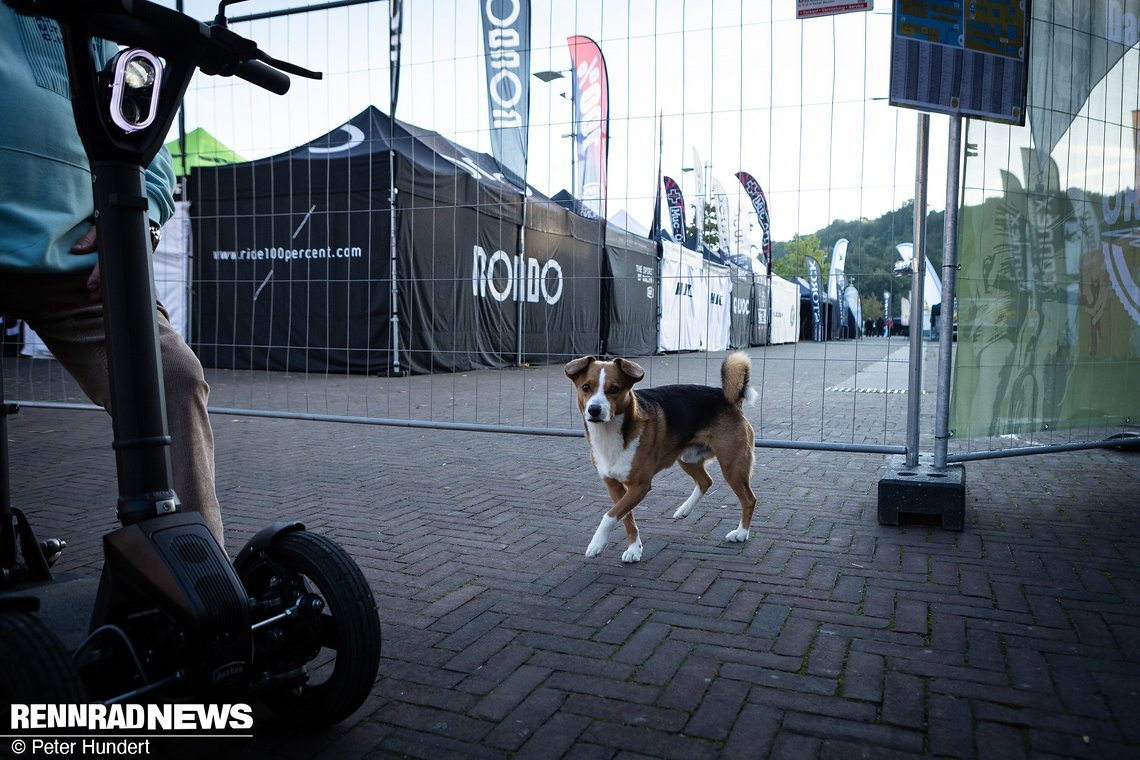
[155, 306, 224, 547]
[6, 273, 224, 547]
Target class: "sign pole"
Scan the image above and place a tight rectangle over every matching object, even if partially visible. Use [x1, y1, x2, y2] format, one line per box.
[933, 114, 963, 468]
[905, 112, 929, 469]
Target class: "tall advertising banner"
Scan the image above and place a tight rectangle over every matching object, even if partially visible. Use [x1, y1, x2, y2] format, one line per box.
[827, 238, 848, 301]
[480, 0, 531, 189]
[389, 0, 402, 113]
[663, 176, 687, 243]
[735, 171, 771, 271]
[845, 286, 862, 335]
[712, 177, 732, 256]
[806, 255, 824, 342]
[567, 35, 609, 217]
[828, 238, 849, 335]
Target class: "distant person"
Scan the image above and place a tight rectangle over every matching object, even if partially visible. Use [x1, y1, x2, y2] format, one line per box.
[0, 9, 224, 546]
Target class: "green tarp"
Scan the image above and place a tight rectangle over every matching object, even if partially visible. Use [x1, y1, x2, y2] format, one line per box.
[164, 128, 244, 176]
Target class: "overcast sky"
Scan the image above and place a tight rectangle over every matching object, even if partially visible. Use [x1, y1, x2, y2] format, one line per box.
[171, 1, 959, 248]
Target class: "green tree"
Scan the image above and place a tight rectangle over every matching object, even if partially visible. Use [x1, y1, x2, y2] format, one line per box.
[860, 293, 883, 322]
[811, 200, 944, 309]
[684, 200, 720, 248]
[770, 199, 951, 315]
[772, 233, 829, 282]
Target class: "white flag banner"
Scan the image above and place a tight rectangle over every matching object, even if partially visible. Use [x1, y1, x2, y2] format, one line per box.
[827, 238, 848, 301]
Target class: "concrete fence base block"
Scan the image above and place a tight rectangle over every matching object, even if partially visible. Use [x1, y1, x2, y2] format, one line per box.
[877, 454, 965, 531]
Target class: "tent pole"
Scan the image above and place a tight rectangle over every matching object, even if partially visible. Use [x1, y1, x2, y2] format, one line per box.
[516, 195, 527, 365]
[389, 142, 400, 375]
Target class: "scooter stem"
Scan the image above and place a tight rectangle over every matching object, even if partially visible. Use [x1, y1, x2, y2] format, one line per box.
[91, 161, 179, 523]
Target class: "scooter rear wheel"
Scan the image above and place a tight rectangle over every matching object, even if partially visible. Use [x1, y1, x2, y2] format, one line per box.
[0, 611, 85, 706]
[239, 532, 380, 727]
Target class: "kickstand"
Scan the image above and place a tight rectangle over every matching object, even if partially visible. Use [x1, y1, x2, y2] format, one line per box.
[1, 363, 64, 587]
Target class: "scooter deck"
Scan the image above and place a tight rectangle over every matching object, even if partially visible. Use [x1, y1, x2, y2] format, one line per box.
[27, 573, 99, 651]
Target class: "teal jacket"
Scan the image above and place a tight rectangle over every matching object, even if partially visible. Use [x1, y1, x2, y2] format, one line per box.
[0, 7, 175, 274]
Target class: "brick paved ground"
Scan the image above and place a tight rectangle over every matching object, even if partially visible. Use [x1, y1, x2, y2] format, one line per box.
[4, 344, 1139, 759]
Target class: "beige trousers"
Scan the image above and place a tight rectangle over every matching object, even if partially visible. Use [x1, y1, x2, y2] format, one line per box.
[1, 272, 224, 547]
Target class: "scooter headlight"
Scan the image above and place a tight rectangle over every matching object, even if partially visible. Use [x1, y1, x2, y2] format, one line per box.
[108, 49, 162, 133]
[123, 58, 156, 90]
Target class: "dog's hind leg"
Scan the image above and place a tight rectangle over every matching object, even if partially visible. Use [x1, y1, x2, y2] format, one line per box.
[720, 447, 757, 542]
[674, 458, 713, 519]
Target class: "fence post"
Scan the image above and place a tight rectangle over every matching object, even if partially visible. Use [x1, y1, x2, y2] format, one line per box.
[878, 111, 965, 531]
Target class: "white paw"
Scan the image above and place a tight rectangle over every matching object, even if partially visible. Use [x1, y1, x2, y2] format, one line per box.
[585, 537, 606, 557]
[673, 486, 703, 519]
[621, 538, 643, 563]
[725, 527, 750, 543]
[585, 515, 616, 558]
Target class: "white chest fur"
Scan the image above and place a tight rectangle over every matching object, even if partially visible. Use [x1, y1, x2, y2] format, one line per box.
[588, 414, 640, 481]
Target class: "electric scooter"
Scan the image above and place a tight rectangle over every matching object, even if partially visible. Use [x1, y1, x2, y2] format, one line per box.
[0, 0, 381, 728]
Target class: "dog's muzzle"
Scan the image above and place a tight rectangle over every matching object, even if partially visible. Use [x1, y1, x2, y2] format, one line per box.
[585, 402, 607, 423]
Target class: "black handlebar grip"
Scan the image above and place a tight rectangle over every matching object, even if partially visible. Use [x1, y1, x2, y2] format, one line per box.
[236, 59, 290, 95]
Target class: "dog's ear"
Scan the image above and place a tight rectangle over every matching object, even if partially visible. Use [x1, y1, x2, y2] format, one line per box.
[564, 356, 594, 379]
[614, 358, 646, 384]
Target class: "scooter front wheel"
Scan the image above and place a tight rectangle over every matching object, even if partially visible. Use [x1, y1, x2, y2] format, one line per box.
[239, 532, 380, 727]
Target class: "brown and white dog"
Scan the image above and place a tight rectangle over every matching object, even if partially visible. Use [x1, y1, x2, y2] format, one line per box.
[564, 352, 759, 562]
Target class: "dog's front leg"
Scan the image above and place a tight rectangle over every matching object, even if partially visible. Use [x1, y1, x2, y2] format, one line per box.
[586, 479, 649, 561]
[620, 514, 642, 563]
[585, 514, 617, 559]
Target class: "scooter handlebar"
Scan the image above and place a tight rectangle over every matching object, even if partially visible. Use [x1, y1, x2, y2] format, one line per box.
[236, 60, 291, 96]
[2, 0, 319, 95]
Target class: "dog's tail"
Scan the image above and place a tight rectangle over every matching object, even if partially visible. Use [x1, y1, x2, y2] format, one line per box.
[721, 352, 758, 407]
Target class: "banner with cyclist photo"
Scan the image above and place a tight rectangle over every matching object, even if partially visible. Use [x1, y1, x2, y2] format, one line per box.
[951, 2, 1140, 437]
[953, 144, 1140, 437]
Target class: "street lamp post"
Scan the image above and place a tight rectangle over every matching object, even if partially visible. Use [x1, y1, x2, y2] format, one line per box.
[533, 69, 578, 200]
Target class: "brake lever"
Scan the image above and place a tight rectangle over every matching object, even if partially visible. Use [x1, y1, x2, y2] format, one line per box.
[257, 50, 322, 81]
[199, 22, 322, 82]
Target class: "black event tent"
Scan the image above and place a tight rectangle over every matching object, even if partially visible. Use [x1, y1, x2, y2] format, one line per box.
[191, 107, 656, 375]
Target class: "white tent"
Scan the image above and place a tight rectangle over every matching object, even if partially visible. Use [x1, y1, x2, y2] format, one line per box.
[608, 209, 649, 237]
[769, 275, 800, 344]
[658, 239, 732, 353]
